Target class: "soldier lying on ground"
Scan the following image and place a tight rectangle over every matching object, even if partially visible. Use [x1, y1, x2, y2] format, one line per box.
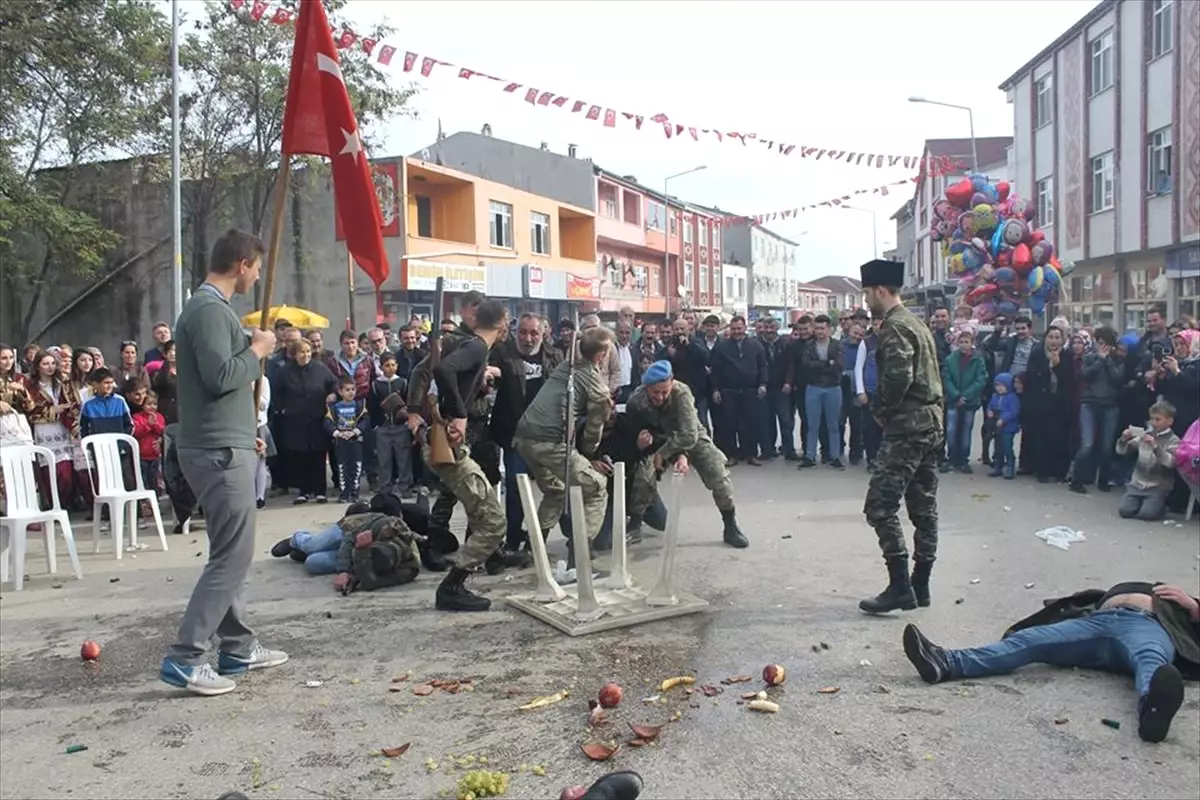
[902, 580, 1200, 743]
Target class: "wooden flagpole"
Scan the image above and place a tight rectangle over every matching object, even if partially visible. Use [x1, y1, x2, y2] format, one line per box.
[254, 158, 292, 409]
[346, 249, 356, 329]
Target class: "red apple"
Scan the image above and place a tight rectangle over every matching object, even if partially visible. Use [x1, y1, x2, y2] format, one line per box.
[80, 640, 101, 661]
[559, 786, 587, 800]
[598, 681, 623, 709]
[763, 664, 786, 686]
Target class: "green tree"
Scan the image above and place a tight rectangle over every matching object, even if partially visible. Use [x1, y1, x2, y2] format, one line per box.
[177, 0, 418, 297]
[0, 0, 171, 343]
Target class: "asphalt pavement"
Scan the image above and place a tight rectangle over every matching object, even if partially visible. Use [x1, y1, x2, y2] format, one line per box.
[1, 458, 1197, 800]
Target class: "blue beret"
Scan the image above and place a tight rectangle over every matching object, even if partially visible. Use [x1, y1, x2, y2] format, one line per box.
[642, 360, 673, 385]
[1119, 332, 1140, 348]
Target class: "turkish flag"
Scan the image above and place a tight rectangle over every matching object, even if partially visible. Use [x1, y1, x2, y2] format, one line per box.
[282, 0, 388, 288]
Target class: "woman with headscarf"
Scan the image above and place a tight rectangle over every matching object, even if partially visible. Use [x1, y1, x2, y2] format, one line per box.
[1066, 330, 1092, 458]
[1155, 328, 1200, 513]
[24, 349, 83, 507]
[1022, 324, 1076, 483]
[1068, 327, 1123, 494]
[272, 338, 337, 504]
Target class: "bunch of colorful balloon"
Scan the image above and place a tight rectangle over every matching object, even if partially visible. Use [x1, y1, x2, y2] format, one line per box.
[930, 172, 1073, 320]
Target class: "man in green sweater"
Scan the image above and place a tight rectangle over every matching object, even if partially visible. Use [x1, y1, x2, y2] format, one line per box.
[159, 229, 287, 696]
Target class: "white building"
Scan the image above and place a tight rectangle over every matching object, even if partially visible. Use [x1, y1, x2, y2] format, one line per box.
[721, 222, 801, 312]
[809, 274, 865, 314]
[899, 137, 1014, 307]
[721, 263, 748, 316]
[1000, 0, 1200, 327]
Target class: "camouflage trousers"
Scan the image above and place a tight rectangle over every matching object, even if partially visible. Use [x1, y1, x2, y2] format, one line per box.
[515, 439, 608, 541]
[629, 438, 735, 516]
[422, 443, 505, 570]
[863, 429, 941, 563]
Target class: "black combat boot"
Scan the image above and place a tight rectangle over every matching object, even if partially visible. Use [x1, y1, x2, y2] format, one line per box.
[858, 556, 917, 614]
[420, 543, 450, 572]
[485, 547, 531, 575]
[720, 508, 749, 548]
[902, 623, 953, 683]
[435, 568, 491, 612]
[911, 559, 934, 607]
[581, 770, 644, 800]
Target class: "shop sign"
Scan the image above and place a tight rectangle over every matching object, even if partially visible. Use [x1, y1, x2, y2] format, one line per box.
[406, 260, 486, 292]
[567, 274, 601, 300]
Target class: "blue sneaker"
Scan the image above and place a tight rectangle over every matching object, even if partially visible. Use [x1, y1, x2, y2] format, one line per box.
[160, 659, 236, 696]
[217, 644, 290, 676]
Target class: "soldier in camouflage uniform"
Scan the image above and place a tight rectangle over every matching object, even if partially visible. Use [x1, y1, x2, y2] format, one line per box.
[327, 512, 425, 594]
[514, 328, 615, 556]
[857, 260, 945, 614]
[625, 360, 749, 548]
[408, 300, 512, 612]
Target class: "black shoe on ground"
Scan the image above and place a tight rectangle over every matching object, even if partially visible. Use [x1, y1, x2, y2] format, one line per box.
[270, 538, 293, 558]
[420, 546, 450, 572]
[798, 457, 816, 469]
[580, 770, 644, 800]
[315, 495, 328, 504]
[911, 559, 933, 607]
[485, 547, 531, 575]
[1139, 664, 1184, 743]
[720, 508, 749, 548]
[958, 464, 973, 475]
[902, 623, 952, 684]
[1097, 482, 1111, 493]
[829, 459, 845, 470]
[858, 556, 917, 614]
[1068, 482, 1087, 494]
[849, 455, 862, 466]
[784, 453, 800, 462]
[172, 519, 187, 534]
[938, 462, 952, 474]
[256, 498, 266, 510]
[435, 567, 491, 612]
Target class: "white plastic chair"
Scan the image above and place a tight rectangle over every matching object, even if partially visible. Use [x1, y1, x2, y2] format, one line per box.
[0, 444, 83, 591]
[82, 433, 168, 558]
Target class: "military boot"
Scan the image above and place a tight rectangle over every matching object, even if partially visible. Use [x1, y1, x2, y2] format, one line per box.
[420, 543, 450, 572]
[435, 568, 491, 612]
[858, 556, 918, 614]
[911, 559, 934, 607]
[720, 508, 749, 548]
[485, 547, 531, 575]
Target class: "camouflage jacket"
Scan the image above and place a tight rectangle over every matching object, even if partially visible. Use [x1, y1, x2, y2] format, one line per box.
[871, 304, 944, 436]
[625, 382, 709, 461]
[334, 512, 421, 574]
[515, 359, 610, 456]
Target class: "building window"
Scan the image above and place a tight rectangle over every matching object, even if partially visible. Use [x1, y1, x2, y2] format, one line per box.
[530, 211, 551, 255]
[622, 190, 640, 225]
[646, 201, 666, 231]
[918, 203, 927, 228]
[712, 226, 720, 252]
[1034, 75, 1053, 127]
[489, 201, 512, 248]
[1089, 30, 1113, 94]
[699, 219, 709, 246]
[1152, 0, 1173, 58]
[736, 277, 745, 299]
[699, 264, 708, 299]
[599, 184, 618, 219]
[725, 275, 734, 297]
[683, 218, 693, 245]
[607, 257, 623, 287]
[1036, 177, 1054, 226]
[651, 266, 661, 295]
[415, 195, 433, 238]
[1147, 127, 1173, 194]
[683, 262, 693, 293]
[1090, 152, 1114, 213]
[669, 212, 677, 237]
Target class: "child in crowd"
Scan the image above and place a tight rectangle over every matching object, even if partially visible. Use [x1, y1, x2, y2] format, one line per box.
[325, 376, 369, 503]
[80, 368, 133, 438]
[1115, 401, 1180, 521]
[987, 372, 1020, 479]
[370, 351, 414, 499]
[255, 374, 275, 509]
[131, 391, 166, 494]
[941, 329, 988, 474]
[123, 378, 149, 414]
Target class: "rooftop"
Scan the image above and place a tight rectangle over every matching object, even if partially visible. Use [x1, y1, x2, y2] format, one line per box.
[808, 275, 863, 295]
[998, 0, 1115, 90]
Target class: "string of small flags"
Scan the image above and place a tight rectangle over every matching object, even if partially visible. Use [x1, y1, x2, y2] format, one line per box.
[720, 177, 918, 226]
[230, 0, 957, 179]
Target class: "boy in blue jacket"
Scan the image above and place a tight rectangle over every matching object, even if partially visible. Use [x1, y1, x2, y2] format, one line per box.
[80, 368, 133, 437]
[325, 376, 370, 502]
[987, 372, 1021, 479]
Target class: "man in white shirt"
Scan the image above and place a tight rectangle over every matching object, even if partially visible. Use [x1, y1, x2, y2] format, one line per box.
[614, 320, 635, 391]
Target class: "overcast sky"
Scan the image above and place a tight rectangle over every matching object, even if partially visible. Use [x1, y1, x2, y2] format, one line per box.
[317, 0, 1098, 281]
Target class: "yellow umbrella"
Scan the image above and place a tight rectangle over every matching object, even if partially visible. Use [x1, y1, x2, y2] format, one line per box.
[241, 305, 331, 330]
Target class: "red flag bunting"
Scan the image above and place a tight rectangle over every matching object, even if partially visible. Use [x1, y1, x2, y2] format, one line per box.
[537, 92, 553, 106]
[281, 0, 388, 288]
[337, 30, 356, 49]
[502, 83, 520, 92]
[458, 68, 475, 79]
[377, 45, 395, 65]
[269, 7, 290, 24]
[602, 109, 616, 127]
[361, 37, 376, 56]
[571, 101, 586, 113]
[585, 105, 600, 120]
[249, 0, 268, 21]
[551, 96, 568, 107]
[524, 88, 537, 104]
[402, 51, 416, 71]
[230, 0, 245, 8]
[420, 57, 435, 77]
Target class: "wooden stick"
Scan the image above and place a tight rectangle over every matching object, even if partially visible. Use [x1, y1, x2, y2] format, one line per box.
[345, 249, 356, 329]
[254, 158, 292, 409]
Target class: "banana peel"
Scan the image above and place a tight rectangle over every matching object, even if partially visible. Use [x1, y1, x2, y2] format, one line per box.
[659, 676, 696, 692]
[518, 690, 570, 711]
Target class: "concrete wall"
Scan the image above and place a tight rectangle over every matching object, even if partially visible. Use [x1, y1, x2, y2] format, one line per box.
[413, 132, 595, 212]
[0, 161, 383, 350]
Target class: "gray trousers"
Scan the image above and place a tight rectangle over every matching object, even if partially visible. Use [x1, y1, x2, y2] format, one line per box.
[376, 424, 414, 494]
[167, 447, 258, 665]
[1118, 488, 1169, 521]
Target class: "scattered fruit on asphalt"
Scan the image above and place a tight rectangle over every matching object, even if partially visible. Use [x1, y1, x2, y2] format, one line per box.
[763, 664, 786, 686]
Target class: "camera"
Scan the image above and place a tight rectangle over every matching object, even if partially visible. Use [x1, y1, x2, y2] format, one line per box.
[1151, 343, 1165, 362]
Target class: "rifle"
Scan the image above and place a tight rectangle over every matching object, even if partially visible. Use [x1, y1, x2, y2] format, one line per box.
[563, 329, 578, 505]
[424, 277, 455, 465]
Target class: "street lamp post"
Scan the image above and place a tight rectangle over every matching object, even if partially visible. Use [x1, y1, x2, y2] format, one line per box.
[908, 96, 978, 171]
[170, 0, 183, 321]
[842, 205, 879, 259]
[663, 165, 706, 310]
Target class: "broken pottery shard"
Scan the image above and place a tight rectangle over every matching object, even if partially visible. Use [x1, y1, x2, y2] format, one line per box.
[380, 743, 411, 758]
[580, 742, 619, 761]
[628, 723, 663, 741]
[412, 684, 436, 696]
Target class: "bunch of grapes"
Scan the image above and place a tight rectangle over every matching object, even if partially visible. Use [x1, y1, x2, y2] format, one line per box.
[456, 769, 510, 800]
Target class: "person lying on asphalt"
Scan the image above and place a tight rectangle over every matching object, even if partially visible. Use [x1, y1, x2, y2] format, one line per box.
[902, 580, 1200, 743]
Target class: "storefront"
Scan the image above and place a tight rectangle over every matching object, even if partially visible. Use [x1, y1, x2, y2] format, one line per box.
[1061, 270, 1117, 329]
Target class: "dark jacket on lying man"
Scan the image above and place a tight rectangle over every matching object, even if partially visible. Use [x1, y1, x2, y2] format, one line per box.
[334, 512, 425, 593]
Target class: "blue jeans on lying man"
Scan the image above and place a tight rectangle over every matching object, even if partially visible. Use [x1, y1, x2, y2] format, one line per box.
[289, 523, 344, 575]
[945, 608, 1175, 698]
